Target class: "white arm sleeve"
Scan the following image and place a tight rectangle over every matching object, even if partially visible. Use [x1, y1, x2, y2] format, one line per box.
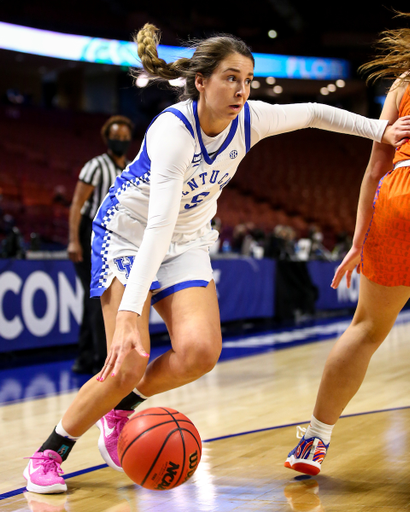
[249, 101, 389, 146]
[119, 114, 195, 315]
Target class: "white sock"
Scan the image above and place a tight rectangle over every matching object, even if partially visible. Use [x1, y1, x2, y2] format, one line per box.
[304, 415, 334, 445]
[56, 420, 81, 441]
[133, 387, 148, 400]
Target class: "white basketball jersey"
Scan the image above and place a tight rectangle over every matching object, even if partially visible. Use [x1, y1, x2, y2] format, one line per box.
[107, 99, 251, 239]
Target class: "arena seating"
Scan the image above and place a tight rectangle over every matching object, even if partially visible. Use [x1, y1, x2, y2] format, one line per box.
[0, 103, 372, 250]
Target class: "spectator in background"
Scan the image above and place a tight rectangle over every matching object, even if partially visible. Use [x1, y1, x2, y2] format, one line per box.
[332, 231, 352, 260]
[266, 225, 296, 260]
[209, 217, 222, 256]
[231, 222, 265, 256]
[0, 214, 25, 258]
[308, 224, 332, 261]
[68, 115, 134, 374]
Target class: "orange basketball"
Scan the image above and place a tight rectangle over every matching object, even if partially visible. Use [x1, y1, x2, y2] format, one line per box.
[117, 407, 202, 490]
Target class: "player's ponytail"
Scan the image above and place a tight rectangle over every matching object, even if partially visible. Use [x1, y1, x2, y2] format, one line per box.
[358, 11, 410, 85]
[131, 23, 254, 101]
[134, 24, 188, 80]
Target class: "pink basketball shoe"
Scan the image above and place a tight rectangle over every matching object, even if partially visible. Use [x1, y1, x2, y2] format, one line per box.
[23, 449, 67, 494]
[96, 410, 133, 471]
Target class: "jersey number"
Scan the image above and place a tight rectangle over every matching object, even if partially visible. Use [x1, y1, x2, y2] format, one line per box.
[184, 192, 210, 210]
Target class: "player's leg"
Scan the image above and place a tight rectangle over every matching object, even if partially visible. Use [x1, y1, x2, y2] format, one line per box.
[135, 280, 222, 397]
[285, 275, 410, 475]
[94, 277, 152, 471]
[313, 276, 410, 422]
[61, 277, 151, 435]
[24, 278, 151, 492]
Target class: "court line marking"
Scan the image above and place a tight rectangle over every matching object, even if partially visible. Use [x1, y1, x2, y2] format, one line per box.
[2, 404, 409, 501]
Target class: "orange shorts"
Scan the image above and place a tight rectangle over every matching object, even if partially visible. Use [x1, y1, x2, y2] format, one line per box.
[361, 165, 410, 286]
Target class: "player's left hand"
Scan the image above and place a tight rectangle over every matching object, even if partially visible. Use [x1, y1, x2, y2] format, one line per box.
[382, 115, 410, 147]
[331, 245, 361, 289]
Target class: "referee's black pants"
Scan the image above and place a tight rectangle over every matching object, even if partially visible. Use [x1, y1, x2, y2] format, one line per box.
[73, 215, 107, 373]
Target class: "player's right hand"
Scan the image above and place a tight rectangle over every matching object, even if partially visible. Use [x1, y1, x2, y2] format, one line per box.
[67, 241, 83, 263]
[331, 246, 361, 289]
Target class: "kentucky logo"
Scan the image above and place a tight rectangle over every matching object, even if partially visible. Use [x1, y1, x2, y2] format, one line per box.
[114, 256, 135, 279]
[229, 150, 238, 159]
[192, 152, 202, 167]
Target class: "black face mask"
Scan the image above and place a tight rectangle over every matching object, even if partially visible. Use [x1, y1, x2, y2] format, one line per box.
[107, 139, 131, 157]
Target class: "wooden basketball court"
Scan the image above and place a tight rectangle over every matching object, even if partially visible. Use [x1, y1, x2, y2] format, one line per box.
[1, 316, 410, 511]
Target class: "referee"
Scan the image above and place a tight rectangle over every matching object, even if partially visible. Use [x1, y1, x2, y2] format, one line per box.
[68, 115, 134, 374]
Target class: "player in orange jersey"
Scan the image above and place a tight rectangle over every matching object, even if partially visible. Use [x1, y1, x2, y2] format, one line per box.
[285, 11, 410, 476]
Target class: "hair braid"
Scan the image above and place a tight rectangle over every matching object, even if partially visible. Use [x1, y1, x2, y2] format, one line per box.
[134, 24, 180, 80]
[130, 23, 254, 101]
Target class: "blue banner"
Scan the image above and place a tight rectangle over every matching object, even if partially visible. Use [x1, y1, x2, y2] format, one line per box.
[307, 260, 360, 310]
[0, 258, 276, 352]
[0, 260, 83, 352]
[0, 258, 359, 352]
[213, 257, 275, 322]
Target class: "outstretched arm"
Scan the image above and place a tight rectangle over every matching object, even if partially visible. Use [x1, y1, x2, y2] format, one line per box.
[249, 99, 410, 148]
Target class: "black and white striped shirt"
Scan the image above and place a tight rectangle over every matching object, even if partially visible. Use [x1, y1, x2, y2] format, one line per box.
[79, 153, 126, 220]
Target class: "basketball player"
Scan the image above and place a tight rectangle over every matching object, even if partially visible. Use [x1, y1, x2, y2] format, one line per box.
[24, 23, 410, 493]
[285, 12, 410, 476]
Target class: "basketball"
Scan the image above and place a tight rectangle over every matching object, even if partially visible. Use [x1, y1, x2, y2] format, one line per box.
[117, 407, 202, 490]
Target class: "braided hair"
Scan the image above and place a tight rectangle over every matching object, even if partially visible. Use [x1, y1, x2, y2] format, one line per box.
[131, 24, 254, 101]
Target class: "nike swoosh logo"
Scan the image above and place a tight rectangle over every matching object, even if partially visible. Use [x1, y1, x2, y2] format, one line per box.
[29, 459, 41, 475]
[103, 416, 115, 437]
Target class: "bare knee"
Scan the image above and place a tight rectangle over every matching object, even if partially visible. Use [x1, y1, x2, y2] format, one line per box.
[177, 335, 222, 378]
[106, 370, 138, 396]
[110, 355, 147, 395]
[350, 316, 390, 347]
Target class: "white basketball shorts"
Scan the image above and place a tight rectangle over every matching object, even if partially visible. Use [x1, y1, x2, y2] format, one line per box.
[90, 198, 216, 305]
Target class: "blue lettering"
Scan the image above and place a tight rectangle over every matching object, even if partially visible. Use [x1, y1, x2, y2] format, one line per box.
[218, 173, 229, 184]
[187, 179, 198, 191]
[199, 172, 207, 185]
[209, 170, 220, 184]
[219, 177, 231, 190]
[184, 192, 210, 209]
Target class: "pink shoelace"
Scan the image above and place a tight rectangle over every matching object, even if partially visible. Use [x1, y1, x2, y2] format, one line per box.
[109, 412, 130, 436]
[24, 454, 65, 476]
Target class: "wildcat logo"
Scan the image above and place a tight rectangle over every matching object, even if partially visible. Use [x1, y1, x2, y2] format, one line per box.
[182, 450, 200, 483]
[155, 461, 180, 490]
[114, 255, 135, 279]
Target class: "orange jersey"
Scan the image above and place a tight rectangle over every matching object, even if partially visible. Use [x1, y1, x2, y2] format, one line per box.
[393, 84, 410, 165]
[361, 84, 410, 286]
[361, 166, 410, 286]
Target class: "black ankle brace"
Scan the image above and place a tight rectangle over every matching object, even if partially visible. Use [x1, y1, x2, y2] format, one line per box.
[39, 427, 76, 461]
[114, 391, 146, 411]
